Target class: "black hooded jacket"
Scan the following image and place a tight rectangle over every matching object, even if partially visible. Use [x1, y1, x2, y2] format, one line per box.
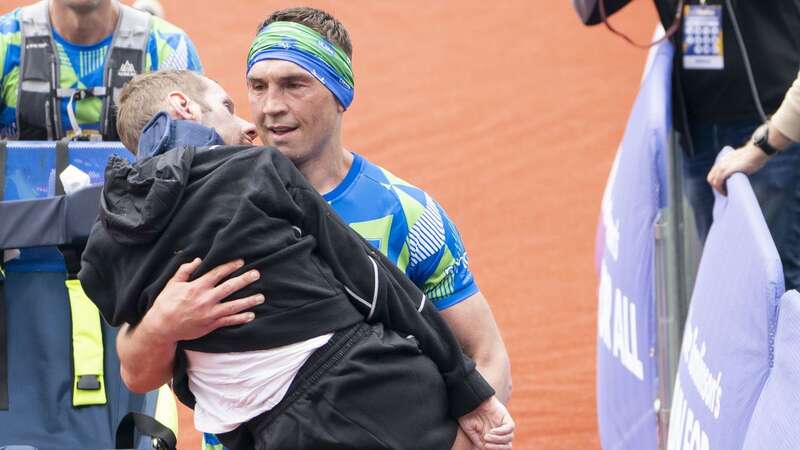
[79, 113, 493, 418]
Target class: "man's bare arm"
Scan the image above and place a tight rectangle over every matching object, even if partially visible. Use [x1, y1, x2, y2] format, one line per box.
[441, 291, 512, 403]
[117, 258, 264, 393]
[443, 291, 513, 450]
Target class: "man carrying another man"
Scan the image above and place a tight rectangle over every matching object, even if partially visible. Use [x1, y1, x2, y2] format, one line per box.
[113, 7, 512, 450]
[94, 68, 513, 448]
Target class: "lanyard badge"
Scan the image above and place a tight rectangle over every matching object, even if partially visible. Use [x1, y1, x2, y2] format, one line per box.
[683, 2, 724, 70]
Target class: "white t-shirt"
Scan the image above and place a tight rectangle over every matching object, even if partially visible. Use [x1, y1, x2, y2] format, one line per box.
[185, 333, 333, 433]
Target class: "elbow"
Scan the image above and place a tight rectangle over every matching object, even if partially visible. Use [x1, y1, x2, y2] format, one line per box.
[503, 367, 513, 403]
[120, 367, 159, 394]
[496, 352, 513, 403]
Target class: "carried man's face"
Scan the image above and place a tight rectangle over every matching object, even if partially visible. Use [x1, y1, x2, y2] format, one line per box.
[195, 77, 257, 146]
[246, 59, 343, 165]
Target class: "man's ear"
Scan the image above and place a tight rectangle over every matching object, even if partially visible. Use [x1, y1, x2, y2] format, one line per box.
[166, 91, 200, 121]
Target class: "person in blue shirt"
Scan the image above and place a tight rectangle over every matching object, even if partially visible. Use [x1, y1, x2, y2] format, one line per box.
[116, 7, 512, 450]
[0, 0, 202, 140]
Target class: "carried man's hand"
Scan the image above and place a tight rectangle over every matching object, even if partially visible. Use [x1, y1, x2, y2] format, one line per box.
[146, 257, 265, 342]
[457, 397, 515, 450]
[706, 143, 771, 196]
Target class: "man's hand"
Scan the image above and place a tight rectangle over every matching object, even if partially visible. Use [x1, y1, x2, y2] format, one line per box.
[147, 257, 265, 342]
[117, 258, 264, 393]
[457, 397, 515, 450]
[707, 143, 771, 195]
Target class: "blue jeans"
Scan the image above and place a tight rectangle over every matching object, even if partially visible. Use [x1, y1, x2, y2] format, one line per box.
[682, 120, 800, 290]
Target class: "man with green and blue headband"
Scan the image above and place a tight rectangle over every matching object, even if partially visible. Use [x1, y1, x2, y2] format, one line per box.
[198, 8, 512, 450]
[111, 6, 513, 450]
[235, 8, 512, 450]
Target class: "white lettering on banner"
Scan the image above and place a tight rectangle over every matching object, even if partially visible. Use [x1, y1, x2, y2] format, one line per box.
[602, 197, 620, 261]
[601, 150, 622, 261]
[668, 378, 711, 450]
[599, 263, 613, 350]
[598, 262, 644, 380]
[681, 319, 723, 419]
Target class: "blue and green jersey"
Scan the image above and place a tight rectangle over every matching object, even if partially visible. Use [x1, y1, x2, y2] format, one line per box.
[0, 8, 203, 138]
[202, 153, 479, 448]
[325, 152, 478, 309]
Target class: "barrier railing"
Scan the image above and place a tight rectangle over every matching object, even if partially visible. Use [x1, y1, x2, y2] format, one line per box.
[666, 150, 800, 450]
[596, 35, 673, 450]
[597, 32, 800, 450]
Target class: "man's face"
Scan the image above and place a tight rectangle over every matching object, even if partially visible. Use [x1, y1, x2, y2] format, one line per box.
[246, 59, 343, 165]
[197, 78, 257, 145]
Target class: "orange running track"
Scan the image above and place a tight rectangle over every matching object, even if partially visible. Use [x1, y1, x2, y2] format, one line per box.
[0, 0, 659, 448]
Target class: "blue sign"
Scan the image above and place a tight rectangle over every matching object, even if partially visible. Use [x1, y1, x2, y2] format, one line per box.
[2, 141, 129, 201]
[1, 141, 132, 271]
[1, 141, 148, 449]
[596, 39, 673, 449]
[667, 149, 784, 449]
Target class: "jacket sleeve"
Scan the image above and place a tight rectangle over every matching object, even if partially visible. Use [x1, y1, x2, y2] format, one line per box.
[290, 183, 494, 418]
[771, 69, 800, 143]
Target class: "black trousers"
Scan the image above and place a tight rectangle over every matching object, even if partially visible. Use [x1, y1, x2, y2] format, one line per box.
[219, 323, 458, 450]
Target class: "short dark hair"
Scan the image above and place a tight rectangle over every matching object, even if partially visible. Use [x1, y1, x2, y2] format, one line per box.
[259, 7, 352, 59]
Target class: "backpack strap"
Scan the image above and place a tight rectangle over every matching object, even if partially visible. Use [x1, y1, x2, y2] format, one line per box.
[17, 0, 61, 140]
[101, 3, 151, 141]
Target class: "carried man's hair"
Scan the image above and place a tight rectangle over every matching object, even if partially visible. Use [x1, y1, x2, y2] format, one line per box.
[116, 70, 209, 152]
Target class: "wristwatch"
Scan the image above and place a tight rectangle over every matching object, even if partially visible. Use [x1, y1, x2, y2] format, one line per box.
[752, 124, 779, 156]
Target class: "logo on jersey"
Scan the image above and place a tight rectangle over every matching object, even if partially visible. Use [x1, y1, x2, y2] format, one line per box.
[117, 60, 137, 77]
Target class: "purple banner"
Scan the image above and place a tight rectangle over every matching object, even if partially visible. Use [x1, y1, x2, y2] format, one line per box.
[667, 148, 784, 449]
[596, 39, 673, 449]
[742, 289, 800, 450]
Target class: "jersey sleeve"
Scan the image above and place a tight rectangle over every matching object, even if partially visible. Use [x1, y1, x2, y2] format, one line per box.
[0, 15, 13, 100]
[0, 9, 22, 136]
[183, 35, 203, 73]
[405, 193, 479, 310]
[147, 18, 203, 73]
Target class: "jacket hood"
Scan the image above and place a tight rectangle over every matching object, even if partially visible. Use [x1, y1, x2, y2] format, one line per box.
[137, 111, 225, 159]
[100, 112, 225, 245]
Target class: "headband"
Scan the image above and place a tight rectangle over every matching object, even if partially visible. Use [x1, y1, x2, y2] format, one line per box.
[247, 21, 354, 109]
